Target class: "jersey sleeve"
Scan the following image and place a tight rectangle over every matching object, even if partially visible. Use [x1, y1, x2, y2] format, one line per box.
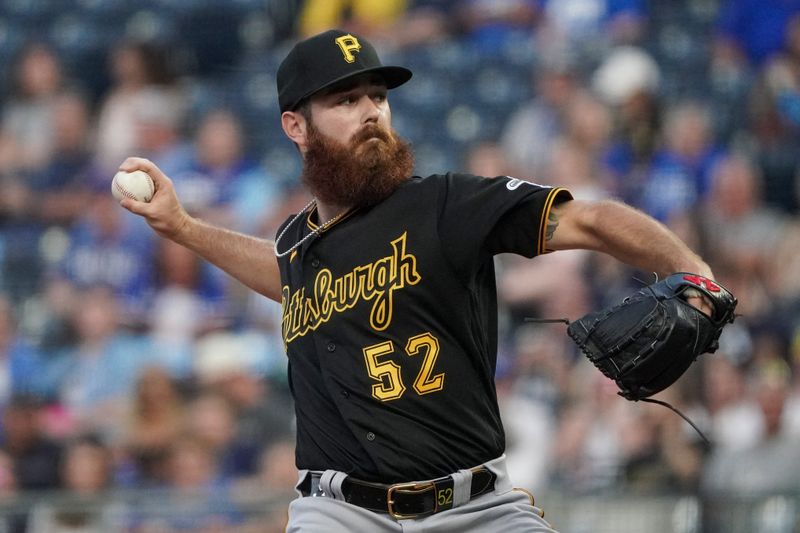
[435, 173, 572, 271]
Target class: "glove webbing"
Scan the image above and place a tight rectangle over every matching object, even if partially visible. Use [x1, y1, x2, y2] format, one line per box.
[525, 317, 711, 446]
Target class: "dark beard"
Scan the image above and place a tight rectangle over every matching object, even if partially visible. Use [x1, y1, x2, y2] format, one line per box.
[301, 121, 415, 208]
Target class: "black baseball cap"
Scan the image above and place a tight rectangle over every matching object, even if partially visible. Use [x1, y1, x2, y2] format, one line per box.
[277, 29, 413, 113]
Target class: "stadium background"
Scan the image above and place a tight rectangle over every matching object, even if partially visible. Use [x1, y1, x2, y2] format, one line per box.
[0, 0, 799, 531]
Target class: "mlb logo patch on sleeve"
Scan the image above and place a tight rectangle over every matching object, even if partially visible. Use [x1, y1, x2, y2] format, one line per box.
[505, 177, 548, 191]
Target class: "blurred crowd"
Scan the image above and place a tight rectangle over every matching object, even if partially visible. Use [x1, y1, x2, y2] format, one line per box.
[0, 0, 800, 532]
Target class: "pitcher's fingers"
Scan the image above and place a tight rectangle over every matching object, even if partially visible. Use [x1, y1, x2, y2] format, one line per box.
[119, 156, 152, 172]
[118, 157, 171, 190]
[119, 197, 150, 215]
[686, 295, 713, 317]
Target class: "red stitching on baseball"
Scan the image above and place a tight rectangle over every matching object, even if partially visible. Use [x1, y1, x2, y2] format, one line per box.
[114, 180, 136, 200]
[114, 176, 153, 201]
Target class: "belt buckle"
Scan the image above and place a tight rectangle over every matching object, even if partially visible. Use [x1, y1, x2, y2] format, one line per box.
[386, 480, 436, 519]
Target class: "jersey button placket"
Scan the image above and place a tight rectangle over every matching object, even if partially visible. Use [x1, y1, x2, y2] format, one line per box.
[366, 432, 376, 442]
[311, 258, 320, 268]
[326, 342, 336, 352]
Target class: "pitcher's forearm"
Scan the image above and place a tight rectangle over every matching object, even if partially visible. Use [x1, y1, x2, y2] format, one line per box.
[114, 157, 283, 302]
[549, 200, 712, 278]
[585, 202, 710, 277]
[176, 216, 282, 302]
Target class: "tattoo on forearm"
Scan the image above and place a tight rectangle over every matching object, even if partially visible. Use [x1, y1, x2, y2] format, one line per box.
[546, 210, 559, 241]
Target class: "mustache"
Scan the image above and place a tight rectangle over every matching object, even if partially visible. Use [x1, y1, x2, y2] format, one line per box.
[350, 124, 392, 146]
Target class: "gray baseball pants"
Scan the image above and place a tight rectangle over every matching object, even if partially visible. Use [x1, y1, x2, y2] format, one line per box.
[286, 455, 558, 532]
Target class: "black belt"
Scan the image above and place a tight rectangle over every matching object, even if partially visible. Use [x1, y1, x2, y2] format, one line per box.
[300, 466, 497, 519]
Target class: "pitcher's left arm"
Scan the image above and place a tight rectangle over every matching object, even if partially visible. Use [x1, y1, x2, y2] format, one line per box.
[545, 199, 712, 280]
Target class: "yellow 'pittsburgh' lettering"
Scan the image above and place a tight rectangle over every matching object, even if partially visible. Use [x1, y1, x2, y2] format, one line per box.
[281, 233, 421, 344]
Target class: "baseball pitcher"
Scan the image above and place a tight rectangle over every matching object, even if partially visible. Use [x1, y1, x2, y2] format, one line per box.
[118, 29, 733, 533]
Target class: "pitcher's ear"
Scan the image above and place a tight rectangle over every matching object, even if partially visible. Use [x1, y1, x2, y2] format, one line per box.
[282, 110, 309, 149]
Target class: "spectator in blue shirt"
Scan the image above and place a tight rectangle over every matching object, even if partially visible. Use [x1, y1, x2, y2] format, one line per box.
[56, 193, 157, 324]
[640, 102, 726, 223]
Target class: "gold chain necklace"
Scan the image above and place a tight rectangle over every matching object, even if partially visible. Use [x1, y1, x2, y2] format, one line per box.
[274, 199, 345, 258]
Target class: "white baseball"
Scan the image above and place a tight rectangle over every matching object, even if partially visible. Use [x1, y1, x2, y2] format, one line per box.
[111, 170, 155, 203]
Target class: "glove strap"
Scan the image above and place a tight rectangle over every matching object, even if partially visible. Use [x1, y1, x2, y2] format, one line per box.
[524, 318, 571, 325]
[639, 397, 710, 446]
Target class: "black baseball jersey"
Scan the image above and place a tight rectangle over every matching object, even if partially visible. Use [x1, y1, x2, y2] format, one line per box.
[276, 173, 572, 483]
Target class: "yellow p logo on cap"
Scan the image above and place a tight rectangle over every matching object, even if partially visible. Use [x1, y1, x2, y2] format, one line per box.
[335, 34, 361, 63]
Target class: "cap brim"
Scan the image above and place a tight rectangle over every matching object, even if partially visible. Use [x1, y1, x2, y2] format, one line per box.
[293, 66, 412, 110]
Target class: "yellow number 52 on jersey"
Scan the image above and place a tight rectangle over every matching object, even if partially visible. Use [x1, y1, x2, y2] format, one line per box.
[362, 332, 445, 402]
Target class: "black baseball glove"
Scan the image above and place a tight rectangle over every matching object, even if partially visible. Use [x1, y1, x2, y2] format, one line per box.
[567, 273, 737, 401]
